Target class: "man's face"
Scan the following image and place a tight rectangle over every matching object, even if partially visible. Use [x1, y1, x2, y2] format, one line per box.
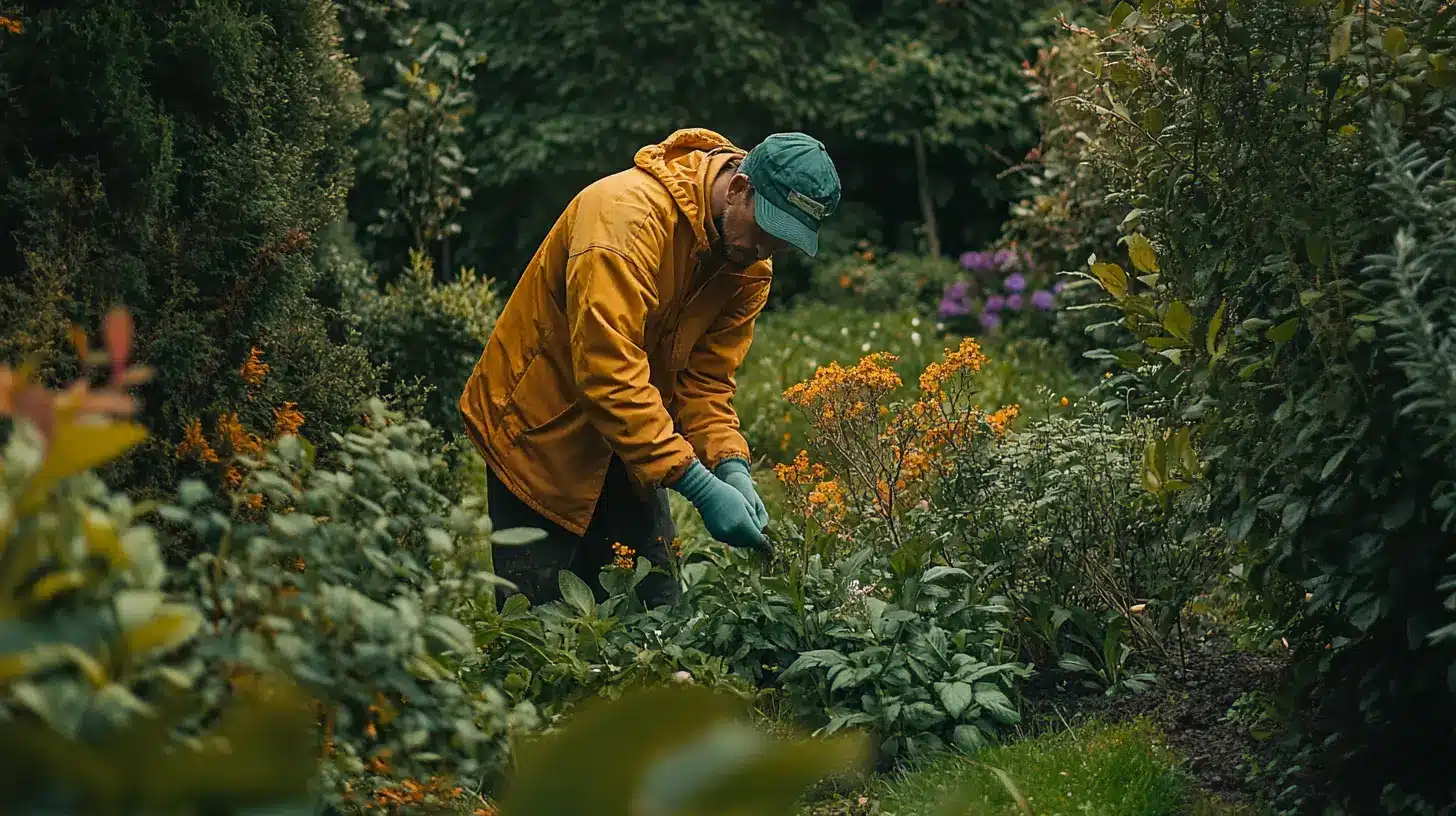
[716, 173, 789, 267]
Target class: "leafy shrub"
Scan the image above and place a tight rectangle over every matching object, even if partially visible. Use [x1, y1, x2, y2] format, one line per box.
[0, 0, 378, 498]
[1059, 2, 1456, 805]
[342, 248, 502, 438]
[944, 402, 1225, 673]
[0, 309, 319, 814]
[808, 248, 963, 313]
[173, 398, 535, 808]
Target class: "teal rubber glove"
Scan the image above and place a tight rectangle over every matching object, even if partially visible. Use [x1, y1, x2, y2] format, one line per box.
[714, 458, 769, 530]
[670, 461, 772, 553]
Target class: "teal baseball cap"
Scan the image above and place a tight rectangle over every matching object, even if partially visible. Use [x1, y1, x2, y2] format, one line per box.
[740, 132, 841, 257]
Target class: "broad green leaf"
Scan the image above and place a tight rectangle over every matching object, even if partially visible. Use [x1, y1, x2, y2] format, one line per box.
[1127, 233, 1159, 274]
[0, 643, 108, 687]
[951, 724, 987, 753]
[1109, 1, 1135, 27]
[558, 569, 596, 617]
[1306, 233, 1328, 268]
[1383, 26, 1407, 56]
[1057, 653, 1098, 675]
[424, 614, 476, 654]
[936, 681, 975, 719]
[18, 421, 147, 514]
[974, 690, 1020, 725]
[1162, 300, 1193, 342]
[1267, 318, 1300, 344]
[501, 685, 867, 816]
[121, 604, 202, 660]
[1091, 263, 1128, 300]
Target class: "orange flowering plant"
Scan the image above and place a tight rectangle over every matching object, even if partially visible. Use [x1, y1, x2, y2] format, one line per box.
[778, 339, 1019, 556]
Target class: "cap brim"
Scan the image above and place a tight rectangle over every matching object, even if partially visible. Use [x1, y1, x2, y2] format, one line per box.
[753, 190, 819, 257]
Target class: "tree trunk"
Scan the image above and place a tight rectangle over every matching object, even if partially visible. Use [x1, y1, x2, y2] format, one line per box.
[912, 131, 941, 257]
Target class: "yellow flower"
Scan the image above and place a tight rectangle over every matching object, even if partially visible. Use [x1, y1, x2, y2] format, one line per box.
[611, 541, 636, 570]
[1059, 396, 1070, 407]
[177, 417, 220, 463]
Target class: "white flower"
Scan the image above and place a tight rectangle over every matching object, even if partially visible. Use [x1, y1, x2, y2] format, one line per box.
[911, 316, 921, 327]
[861, 342, 871, 352]
[872, 321, 881, 330]
[840, 326, 850, 336]
[671, 670, 694, 683]
[911, 331, 922, 346]
[936, 322, 945, 331]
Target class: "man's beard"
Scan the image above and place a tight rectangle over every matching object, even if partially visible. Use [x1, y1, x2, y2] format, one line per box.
[715, 214, 757, 267]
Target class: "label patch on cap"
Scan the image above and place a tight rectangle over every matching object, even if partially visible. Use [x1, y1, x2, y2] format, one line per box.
[787, 189, 827, 220]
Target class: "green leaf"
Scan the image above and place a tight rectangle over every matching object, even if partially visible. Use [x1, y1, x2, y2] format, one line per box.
[973, 686, 1020, 725]
[121, 603, 203, 662]
[1306, 233, 1328, 268]
[1091, 263, 1129, 300]
[558, 570, 597, 617]
[493, 527, 548, 547]
[501, 686, 867, 816]
[1127, 233, 1159, 274]
[951, 724, 987, 753]
[1227, 504, 1257, 543]
[1109, 1, 1135, 27]
[1206, 299, 1228, 358]
[936, 681, 976, 719]
[18, 422, 148, 514]
[1267, 318, 1300, 344]
[1383, 26, 1408, 56]
[1142, 107, 1165, 133]
[1282, 498, 1310, 532]
[1162, 300, 1193, 342]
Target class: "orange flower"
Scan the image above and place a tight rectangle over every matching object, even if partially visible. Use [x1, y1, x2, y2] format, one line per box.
[839, 275, 852, 288]
[0, 15, 21, 35]
[177, 418, 220, 463]
[218, 411, 263, 458]
[1059, 396, 1070, 407]
[240, 346, 270, 388]
[987, 404, 1020, 434]
[611, 541, 636, 570]
[245, 493, 264, 511]
[273, 401, 305, 438]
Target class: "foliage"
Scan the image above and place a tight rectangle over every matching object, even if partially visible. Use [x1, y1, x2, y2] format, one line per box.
[0, 309, 319, 814]
[340, 248, 502, 437]
[499, 684, 868, 816]
[370, 0, 1052, 279]
[1000, 15, 1129, 360]
[353, 17, 485, 280]
[777, 560, 1029, 763]
[808, 248, 963, 314]
[173, 398, 536, 808]
[1060, 2, 1456, 807]
[0, 0, 378, 498]
[943, 401, 1225, 671]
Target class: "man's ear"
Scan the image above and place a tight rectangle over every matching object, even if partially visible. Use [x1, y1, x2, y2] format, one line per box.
[726, 172, 752, 204]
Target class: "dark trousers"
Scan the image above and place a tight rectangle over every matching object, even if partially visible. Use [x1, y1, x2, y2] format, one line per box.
[485, 456, 681, 608]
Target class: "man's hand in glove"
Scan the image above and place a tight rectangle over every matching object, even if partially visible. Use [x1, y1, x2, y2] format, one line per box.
[714, 458, 769, 531]
[670, 461, 772, 554]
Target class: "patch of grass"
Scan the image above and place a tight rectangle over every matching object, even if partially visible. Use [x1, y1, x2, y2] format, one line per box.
[800, 719, 1212, 816]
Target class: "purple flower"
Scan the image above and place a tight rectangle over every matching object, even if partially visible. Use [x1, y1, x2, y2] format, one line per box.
[945, 280, 971, 301]
[939, 296, 971, 318]
[986, 294, 1006, 312]
[1053, 280, 1067, 294]
[1003, 273, 1027, 293]
[1031, 289, 1056, 311]
[978, 311, 1002, 331]
[1007, 293, 1024, 312]
[959, 251, 984, 271]
[992, 249, 1018, 270]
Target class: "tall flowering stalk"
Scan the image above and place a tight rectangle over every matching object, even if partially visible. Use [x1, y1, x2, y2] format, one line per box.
[780, 339, 1018, 553]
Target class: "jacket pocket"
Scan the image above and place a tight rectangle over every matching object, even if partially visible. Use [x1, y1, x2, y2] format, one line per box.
[503, 349, 576, 435]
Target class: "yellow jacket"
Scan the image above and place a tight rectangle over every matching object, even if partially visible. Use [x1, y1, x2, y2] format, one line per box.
[459, 128, 770, 534]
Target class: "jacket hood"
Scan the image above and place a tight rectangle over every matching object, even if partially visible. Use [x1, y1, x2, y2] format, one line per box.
[634, 128, 745, 254]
